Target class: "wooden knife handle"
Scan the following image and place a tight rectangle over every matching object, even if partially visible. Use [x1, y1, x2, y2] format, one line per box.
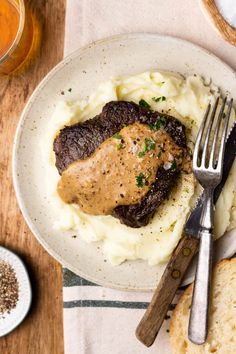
[135, 234, 199, 347]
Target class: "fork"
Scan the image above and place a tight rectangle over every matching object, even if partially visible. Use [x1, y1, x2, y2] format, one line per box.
[188, 97, 233, 344]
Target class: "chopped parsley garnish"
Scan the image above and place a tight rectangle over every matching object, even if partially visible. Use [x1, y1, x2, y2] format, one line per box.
[138, 151, 145, 158]
[152, 96, 166, 102]
[141, 141, 148, 154]
[113, 133, 123, 139]
[157, 151, 162, 159]
[145, 138, 156, 150]
[114, 133, 124, 149]
[139, 99, 151, 109]
[149, 117, 166, 131]
[117, 143, 125, 150]
[135, 173, 146, 187]
[222, 112, 226, 119]
[138, 138, 156, 158]
[68, 88, 72, 92]
[170, 159, 177, 171]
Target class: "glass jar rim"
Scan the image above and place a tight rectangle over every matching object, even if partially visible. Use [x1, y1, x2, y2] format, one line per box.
[0, 0, 25, 64]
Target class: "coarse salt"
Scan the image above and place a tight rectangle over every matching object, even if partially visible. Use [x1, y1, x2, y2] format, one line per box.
[163, 162, 172, 170]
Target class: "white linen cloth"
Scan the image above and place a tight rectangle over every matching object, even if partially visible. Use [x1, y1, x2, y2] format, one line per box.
[63, 1, 236, 353]
[63, 268, 176, 354]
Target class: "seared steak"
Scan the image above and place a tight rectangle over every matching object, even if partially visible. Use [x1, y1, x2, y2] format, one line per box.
[112, 167, 178, 227]
[53, 101, 187, 227]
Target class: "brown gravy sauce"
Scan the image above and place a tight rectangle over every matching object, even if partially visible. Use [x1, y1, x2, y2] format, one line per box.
[57, 123, 190, 215]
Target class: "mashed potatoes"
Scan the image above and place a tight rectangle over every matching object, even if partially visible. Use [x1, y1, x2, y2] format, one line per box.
[43, 71, 236, 266]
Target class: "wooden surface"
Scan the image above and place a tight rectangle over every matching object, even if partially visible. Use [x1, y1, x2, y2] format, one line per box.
[0, 1, 66, 353]
[200, 0, 236, 46]
[136, 234, 199, 347]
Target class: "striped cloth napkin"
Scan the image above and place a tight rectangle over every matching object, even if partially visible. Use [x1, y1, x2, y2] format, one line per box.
[63, 268, 176, 353]
[62, 1, 236, 353]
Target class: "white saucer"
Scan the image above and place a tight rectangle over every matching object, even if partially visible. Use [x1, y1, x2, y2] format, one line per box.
[0, 246, 32, 337]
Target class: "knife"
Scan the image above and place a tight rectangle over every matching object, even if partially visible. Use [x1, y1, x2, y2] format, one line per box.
[136, 122, 236, 347]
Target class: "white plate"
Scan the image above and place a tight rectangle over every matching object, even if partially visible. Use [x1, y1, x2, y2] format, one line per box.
[13, 33, 236, 291]
[0, 247, 31, 336]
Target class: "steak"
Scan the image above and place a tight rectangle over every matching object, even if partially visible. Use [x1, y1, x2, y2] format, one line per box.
[53, 101, 187, 227]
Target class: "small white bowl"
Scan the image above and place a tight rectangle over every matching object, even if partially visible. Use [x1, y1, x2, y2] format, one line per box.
[0, 246, 32, 337]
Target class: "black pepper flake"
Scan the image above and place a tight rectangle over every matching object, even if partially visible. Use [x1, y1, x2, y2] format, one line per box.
[168, 304, 177, 311]
[60, 91, 65, 95]
[0, 261, 19, 315]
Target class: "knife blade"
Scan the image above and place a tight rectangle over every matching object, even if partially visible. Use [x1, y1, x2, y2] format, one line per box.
[184, 121, 236, 236]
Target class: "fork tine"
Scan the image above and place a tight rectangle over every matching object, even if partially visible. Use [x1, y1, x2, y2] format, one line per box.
[201, 97, 220, 167]
[193, 103, 211, 168]
[209, 97, 227, 168]
[215, 98, 233, 172]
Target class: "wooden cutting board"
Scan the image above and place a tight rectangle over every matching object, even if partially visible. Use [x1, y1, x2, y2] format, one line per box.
[200, 0, 236, 46]
[0, 1, 65, 353]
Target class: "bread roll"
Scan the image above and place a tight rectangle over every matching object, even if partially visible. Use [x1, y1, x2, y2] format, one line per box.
[170, 258, 236, 353]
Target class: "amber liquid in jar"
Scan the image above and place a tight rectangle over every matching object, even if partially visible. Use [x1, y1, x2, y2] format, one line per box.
[0, 0, 19, 58]
[0, 0, 41, 75]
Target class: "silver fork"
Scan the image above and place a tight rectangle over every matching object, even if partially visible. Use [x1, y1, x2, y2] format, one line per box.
[188, 97, 233, 345]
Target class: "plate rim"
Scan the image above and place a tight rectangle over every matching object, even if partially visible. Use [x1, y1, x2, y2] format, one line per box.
[12, 32, 236, 291]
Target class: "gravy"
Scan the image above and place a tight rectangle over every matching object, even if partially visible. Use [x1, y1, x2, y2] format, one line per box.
[57, 123, 188, 215]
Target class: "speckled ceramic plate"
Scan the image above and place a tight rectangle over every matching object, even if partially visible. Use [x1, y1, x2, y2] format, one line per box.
[0, 246, 31, 336]
[13, 33, 236, 291]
